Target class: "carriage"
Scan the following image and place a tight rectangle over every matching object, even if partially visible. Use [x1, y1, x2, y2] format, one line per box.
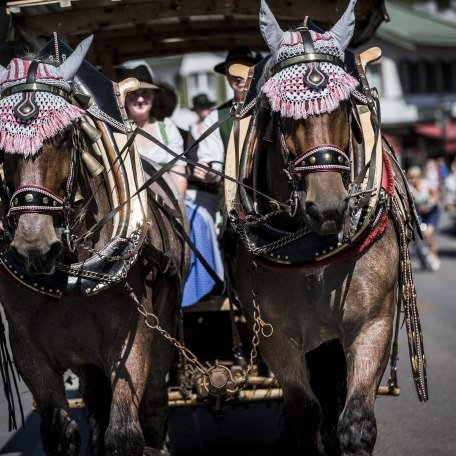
[0, 1, 427, 455]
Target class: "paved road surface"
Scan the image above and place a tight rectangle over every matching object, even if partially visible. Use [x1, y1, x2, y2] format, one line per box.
[1, 217, 456, 455]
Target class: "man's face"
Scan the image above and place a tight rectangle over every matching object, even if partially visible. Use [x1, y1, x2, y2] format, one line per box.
[226, 59, 253, 95]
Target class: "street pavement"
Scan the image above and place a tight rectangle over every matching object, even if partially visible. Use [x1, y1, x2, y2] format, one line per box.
[1, 216, 456, 455]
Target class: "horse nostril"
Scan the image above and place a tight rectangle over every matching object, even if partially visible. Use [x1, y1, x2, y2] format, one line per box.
[10, 244, 27, 264]
[45, 241, 63, 263]
[305, 202, 323, 222]
[339, 198, 349, 215]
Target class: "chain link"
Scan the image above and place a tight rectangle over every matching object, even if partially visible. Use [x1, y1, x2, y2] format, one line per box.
[127, 257, 274, 395]
[233, 217, 309, 255]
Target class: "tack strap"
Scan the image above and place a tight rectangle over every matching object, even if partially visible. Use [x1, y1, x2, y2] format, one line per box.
[290, 144, 350, 174]
[0, 83, 73, 102]
[270, 53, 346, 76]
[9, 185, 64, 214]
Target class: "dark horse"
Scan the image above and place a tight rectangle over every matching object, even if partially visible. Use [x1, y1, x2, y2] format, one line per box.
[0, 37, 187, 455]
[224, 1, 426, 455]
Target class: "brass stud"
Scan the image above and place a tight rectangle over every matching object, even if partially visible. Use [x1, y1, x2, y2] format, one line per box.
[338, 155, 344, 163]
[324, 153, 332, 162]
[13, 198, 18, 205]
[43, 197, 49, 205]
[53, 201, 58, 207]
[309, 156, 317, 164]
[25, 193, 33, 203]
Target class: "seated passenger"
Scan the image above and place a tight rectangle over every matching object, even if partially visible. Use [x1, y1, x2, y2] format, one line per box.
[118, 61, 187, 195]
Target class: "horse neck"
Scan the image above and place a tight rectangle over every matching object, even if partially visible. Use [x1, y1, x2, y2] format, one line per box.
[68, 144, 113, 261]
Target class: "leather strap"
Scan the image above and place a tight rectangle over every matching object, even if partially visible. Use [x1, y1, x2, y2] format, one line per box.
[299, 27, 316, 54]
[271, 53, 346, 76]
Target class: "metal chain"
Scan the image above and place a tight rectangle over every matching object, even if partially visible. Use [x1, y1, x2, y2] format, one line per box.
[125, 283, 209, 376]
[240, 260, 274, 384]
[56, 263, 126, 283]
[126, 258, 274, 394]
[232, 217, 310, 255]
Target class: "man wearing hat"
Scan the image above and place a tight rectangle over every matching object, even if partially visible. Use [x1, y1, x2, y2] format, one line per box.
[117, 61, 187, 196]
[190, 93, 215, 140]
[190, 47, 262, 219]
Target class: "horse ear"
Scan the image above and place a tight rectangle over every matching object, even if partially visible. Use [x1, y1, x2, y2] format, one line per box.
[328, 0, 357, 51]
[59, 35, 93, 81]
[259, 0, 284, 57]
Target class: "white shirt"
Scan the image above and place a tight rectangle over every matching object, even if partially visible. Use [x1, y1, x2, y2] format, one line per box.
[136, 117, 185, 167]
[196, 108, 225, 173]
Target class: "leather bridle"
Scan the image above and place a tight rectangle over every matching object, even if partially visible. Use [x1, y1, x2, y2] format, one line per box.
[0, 60, 80, 248]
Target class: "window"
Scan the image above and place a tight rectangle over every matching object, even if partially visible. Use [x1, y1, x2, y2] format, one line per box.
[399, 60, 456, 94]
[185, 72, 217, 106]
[366, 63, 383, 95]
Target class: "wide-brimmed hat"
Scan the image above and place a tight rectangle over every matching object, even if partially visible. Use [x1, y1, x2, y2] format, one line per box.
[191, 93, 215, 111]
[214, 47, 262, 75]
[116, 61, 160, 90]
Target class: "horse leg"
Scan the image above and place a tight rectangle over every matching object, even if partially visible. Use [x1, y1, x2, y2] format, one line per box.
[74, 364, 111, 456]
[307, 340, 347, 456]
[140, 277, 178, 456]
[259, 333, 324, 456]
[9, 331, 81, 455]
[103, 315, 151, 456]
[338, 315, 394, 456]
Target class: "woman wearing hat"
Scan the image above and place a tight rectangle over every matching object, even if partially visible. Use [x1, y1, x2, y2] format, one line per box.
[119, 62, 187, 195]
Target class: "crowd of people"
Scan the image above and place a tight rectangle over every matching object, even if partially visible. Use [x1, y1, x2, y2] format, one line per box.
[407, 157, 456, 271]
[118, 47, 262, 306]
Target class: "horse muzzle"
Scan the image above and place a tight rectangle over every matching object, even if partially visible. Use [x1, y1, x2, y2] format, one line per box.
[303, 197, 349, 235]
[10, 214, 63, 275]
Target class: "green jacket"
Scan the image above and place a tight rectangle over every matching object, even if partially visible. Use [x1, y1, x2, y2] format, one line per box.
[217, 99, 234, 151]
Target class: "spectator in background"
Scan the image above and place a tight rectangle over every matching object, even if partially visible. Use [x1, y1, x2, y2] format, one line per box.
[408, 166, 441, 271]
[190, 93, 215, 139]
[438, 156, 450, 185]
[424, 158, 441, 193]
[118, 61, 187, 195]
[444, 159, 456, 229]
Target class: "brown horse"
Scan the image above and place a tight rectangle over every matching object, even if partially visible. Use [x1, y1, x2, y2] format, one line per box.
[0, 39, 187, 455]
[223, 1, 425, 455]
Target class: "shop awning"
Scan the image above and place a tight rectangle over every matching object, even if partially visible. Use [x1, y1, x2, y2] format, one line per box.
[415, 122, 456, 153]
[415, 122, 456, 141]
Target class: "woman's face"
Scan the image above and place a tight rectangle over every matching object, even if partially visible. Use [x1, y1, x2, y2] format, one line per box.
[126, 89, 154, 120]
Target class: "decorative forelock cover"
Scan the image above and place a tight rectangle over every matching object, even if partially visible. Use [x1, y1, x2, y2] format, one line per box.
[262, 30, 359, 120]
[0, 59, 84, 156]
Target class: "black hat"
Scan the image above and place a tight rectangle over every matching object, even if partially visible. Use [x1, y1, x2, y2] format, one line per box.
[116, 62, 160, 90]
[191, 93, 215, 111]
[214, 47, 262, 75]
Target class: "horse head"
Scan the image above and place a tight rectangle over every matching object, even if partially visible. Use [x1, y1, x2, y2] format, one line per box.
[259, 0, 358, 235]
[0, 36, 92, 274]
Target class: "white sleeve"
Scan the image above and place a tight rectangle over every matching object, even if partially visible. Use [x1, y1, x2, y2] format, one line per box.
[196, 109, 225, 173]
[164, 118, 186, 167]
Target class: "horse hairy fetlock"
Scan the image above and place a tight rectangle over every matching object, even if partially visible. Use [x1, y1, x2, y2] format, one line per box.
[40, 407, 81, 456]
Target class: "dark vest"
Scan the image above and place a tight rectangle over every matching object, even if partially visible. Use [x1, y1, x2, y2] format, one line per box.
[217, 99, 234, 151]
